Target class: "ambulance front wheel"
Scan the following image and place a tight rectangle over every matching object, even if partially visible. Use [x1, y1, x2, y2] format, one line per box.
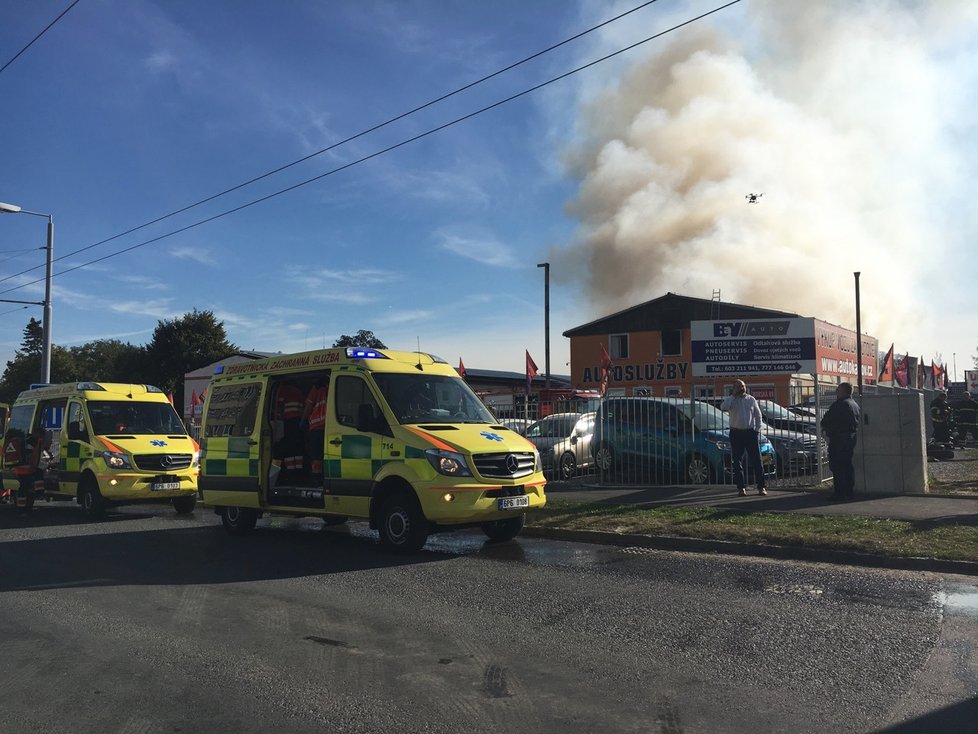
[172, 495, 197, 514]
[378, 492, 428, 554]
[79, 477, 106, 520]
[221, 506, 259, 536]
[481, 513, 525, 541]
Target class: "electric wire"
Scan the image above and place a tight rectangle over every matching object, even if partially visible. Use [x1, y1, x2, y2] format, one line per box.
[0, 0, 661, 285]
[0, 0, 82, 76]
[0, 0, 741, 296]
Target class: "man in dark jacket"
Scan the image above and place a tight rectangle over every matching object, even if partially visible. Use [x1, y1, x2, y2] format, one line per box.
[820, 382, 861, 501]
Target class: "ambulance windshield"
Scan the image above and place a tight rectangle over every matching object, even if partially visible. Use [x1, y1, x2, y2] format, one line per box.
[373, 374, 495, 425]
[89, 401, 188, 436]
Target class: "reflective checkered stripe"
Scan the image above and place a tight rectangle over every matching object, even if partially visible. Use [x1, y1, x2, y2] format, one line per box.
[60, 440, 92, 474]
[201, 436, 258, 477]
[325, 436, 430, 496]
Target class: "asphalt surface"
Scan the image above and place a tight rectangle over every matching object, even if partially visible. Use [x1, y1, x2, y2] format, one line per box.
[2, 503, 978, 733]
[538, 477, 978, 577]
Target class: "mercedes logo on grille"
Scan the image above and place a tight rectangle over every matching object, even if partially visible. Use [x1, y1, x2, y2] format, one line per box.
[160, 455, 173, 468]
[505, 454, 520, 474]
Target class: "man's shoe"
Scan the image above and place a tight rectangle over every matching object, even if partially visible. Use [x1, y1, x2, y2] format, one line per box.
[738, 488, 748, 497]
[758, 488, 767, 496]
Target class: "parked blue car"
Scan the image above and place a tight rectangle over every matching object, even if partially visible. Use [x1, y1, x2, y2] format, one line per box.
[591, 397, 777, 484]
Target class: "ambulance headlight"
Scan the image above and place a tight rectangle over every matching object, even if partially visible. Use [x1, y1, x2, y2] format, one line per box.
[102, 451, 131, 469]
[192, 450, 200, 468]
[425, 449, 472, 477]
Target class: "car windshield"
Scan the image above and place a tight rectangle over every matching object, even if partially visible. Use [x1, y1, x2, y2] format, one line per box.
[372, 373, 496, 425]
[680, 401, 731, 431]
[527, 416, 578, 439]
[88, 401, 187, 435]
[759, 400, 796, 419]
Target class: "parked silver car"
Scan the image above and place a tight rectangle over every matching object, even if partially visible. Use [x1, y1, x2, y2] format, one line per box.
[550, 412, 596, 479]
[524, 412, 594, 477]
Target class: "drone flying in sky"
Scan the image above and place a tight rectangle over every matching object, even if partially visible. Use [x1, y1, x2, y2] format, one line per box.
[746, 193, 764, 204]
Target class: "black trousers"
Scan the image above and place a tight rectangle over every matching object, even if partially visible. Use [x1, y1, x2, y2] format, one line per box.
[828, 433, 857, 497]
[730, 428, 764, 490]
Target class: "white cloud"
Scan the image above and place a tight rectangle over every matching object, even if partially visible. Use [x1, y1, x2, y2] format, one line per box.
[436, 230, 519, 267]
[108, 299, 178, 319]
[171, 246, 216, 266]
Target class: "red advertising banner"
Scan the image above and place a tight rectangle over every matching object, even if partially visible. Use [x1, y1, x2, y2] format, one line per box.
[813, 320, 879, 382]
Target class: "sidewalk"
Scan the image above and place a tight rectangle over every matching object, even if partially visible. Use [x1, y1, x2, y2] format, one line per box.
[532, 481, 978, 576]
[544, 482, 978, 526]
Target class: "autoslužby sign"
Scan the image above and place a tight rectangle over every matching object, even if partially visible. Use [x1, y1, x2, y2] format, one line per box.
[691, 317, 878, 380]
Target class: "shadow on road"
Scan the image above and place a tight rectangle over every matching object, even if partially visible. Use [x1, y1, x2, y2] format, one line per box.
[0, 511, 447, 593]
[875, 695, 978, 733]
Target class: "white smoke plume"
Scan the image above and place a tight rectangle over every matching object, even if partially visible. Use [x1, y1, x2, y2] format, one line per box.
[555, 0, 978, 352]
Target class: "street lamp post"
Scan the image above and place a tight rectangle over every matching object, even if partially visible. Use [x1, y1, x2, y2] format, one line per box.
[0, 201, 54, 384]
[537, 262, 550, 389]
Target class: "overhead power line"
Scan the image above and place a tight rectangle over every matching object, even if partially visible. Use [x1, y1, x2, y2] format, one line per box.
[0, 0, 741, 297]
[0, 0, 82, 76]
[0, 0, 662, 286]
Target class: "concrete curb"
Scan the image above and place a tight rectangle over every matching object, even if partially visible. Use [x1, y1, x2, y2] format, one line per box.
[522, 525, 978, 577]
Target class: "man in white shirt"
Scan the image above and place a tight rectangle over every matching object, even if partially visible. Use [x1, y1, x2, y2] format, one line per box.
[719, 380, 767, 497]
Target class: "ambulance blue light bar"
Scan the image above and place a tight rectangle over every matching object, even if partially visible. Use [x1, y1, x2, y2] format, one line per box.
[213, 365, 224, 374]
[347, 348, 384, 359]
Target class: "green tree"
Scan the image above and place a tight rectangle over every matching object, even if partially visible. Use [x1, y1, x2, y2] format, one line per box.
[68, 340, 148, 383]
[0, 318, 77, 403]
[145, 310, 236, 406]
[332, 330, 386, 349]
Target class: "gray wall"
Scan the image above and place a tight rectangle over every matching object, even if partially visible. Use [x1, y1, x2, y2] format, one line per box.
[853, 392, 928, 495]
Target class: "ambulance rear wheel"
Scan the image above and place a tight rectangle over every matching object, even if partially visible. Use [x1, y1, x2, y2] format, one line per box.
[481, 513, 525, 541]
[221, 506, 258, 536]
[79, 477, 105, 520]
[172, 495, 197, 514]
[378, 492, 428, 554]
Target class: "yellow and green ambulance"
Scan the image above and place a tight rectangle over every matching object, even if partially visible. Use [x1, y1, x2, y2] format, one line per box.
[200, 348, 547, 553]
[1, 382, 199, 516]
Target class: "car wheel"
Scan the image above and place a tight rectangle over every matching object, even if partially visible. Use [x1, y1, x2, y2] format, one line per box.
[686, 455, 714, 485]
[481, 513, 525, 541]
[79, 476, 106, 520]
[594, 444, 615, 479]
[559, 452, 577, 480]
[172, 495, 197, 514]
[378, 491, 428, 554]
[221, 506, 259, 536]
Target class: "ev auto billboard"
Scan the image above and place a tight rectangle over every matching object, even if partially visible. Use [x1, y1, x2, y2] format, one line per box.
[691, 317, 877, 380]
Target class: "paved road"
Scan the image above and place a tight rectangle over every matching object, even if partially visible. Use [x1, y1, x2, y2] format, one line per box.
[1, 505, 977, 733]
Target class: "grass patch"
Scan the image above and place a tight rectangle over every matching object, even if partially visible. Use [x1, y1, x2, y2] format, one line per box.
[527, 500, 978, 562]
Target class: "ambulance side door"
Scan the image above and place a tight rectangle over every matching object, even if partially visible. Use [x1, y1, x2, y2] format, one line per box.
[59, 400, 91, 495]
[324, 374, 386, 513]
[199, 381, 263, 505]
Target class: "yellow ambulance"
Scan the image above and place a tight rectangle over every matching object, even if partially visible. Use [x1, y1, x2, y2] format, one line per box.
[0, 382, 199, 516]
[200, 347, 547, 553]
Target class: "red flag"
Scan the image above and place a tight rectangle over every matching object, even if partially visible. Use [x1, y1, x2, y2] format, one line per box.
[918, 356, 926, 389]
[525, 350, 538, 393]
[895, 354, 910, 387]
[879, 344, 894, 383]
[190, 389, 200, 420]
[932, 360, 940, 388]
[941, 364, 948, 389]
[457, 358, 466, 379]
[600, 343, 613, 396]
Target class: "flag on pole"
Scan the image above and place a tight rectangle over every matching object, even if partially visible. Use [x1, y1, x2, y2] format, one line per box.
[190, 389, 201, 420]
[525, 350, 538, 393]
[932, 360, 940, 389]
[918, 356, 927, 389]
[895, 354, 910, 387]
[879, 344, 894, 383]
[457, 358, 466, 379]
[600, 343, 613, 396]
[941, 364, 948, 390]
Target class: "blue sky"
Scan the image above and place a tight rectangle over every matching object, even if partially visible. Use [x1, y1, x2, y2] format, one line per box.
[2, 0, 977, 382]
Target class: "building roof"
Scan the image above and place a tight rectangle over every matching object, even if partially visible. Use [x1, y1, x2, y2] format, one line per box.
[562, 292, 800, 337]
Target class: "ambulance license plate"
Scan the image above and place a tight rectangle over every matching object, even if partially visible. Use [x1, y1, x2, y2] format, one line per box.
[152, 481, 181, 491]
[498, 495, 529, 510]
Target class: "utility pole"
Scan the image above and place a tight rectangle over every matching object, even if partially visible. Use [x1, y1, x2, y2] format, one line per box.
[537, 262, 550, 388]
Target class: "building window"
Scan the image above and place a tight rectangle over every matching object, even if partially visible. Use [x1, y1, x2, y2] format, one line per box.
[610, 333, 629, 360]
[661, 329, 682, 356]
